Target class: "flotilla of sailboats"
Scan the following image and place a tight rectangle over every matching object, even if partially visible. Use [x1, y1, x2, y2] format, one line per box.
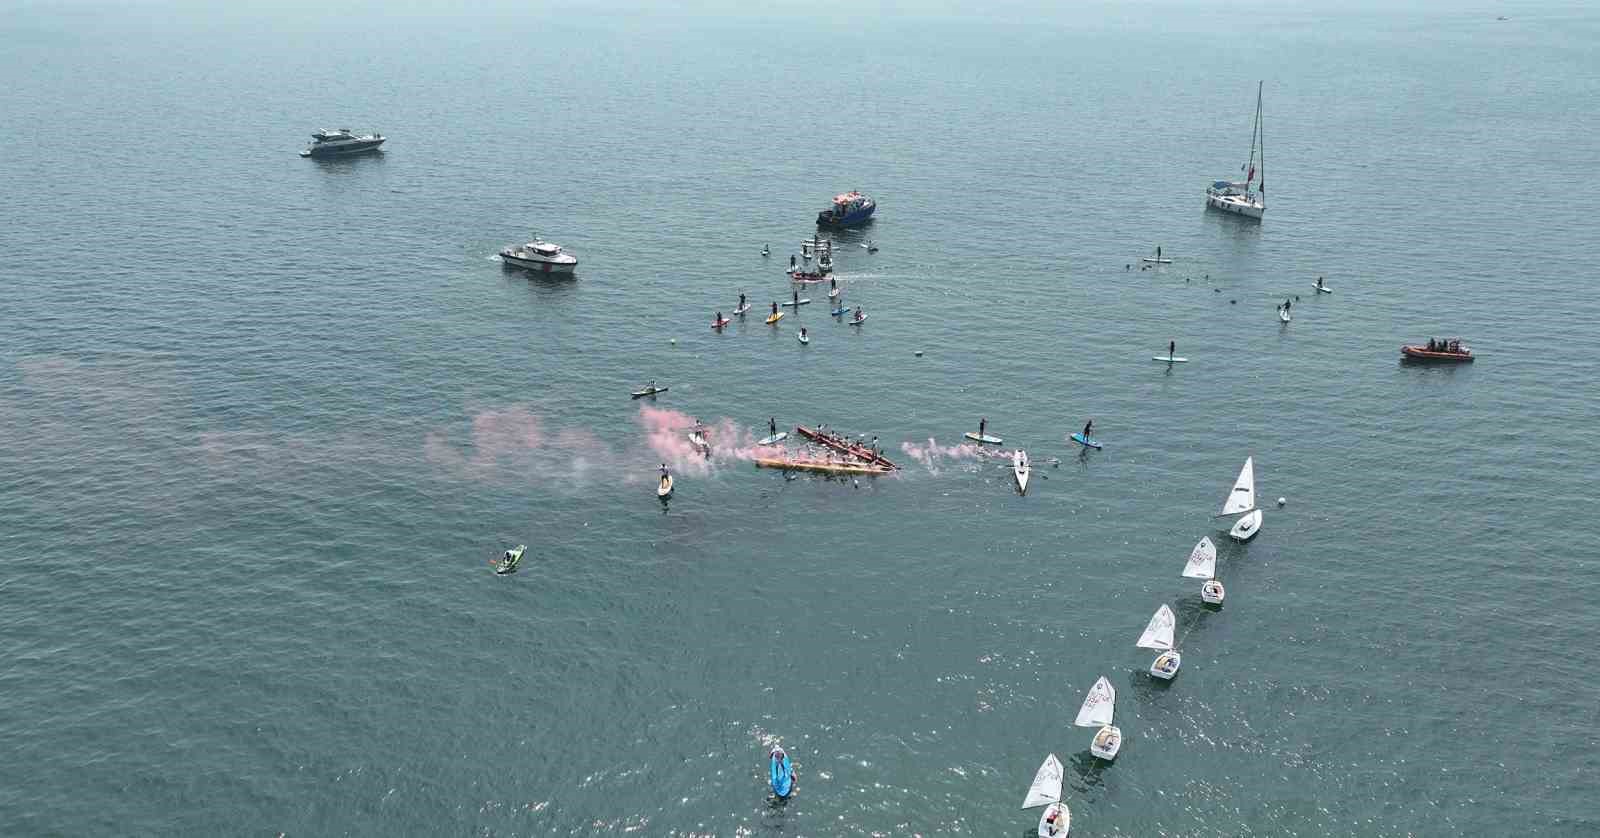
[1019, 454, 1267, 832]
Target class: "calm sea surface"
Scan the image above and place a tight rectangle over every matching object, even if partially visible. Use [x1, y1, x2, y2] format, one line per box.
[4, 1, 1599, 834]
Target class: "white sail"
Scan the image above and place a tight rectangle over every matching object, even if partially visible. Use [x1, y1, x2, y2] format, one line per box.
[1181, 537, 1217, 580]
[1221, 456, 1256, 516]
[1021, 753, 1064, 809]
[1136, 604, 1176, 651]
[1073, 676, 1116, 728]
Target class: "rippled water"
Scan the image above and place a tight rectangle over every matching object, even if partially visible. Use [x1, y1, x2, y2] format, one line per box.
[4, 1, 1598, 834]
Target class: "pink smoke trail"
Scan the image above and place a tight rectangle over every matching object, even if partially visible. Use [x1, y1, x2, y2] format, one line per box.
[899, 437, 984, 475]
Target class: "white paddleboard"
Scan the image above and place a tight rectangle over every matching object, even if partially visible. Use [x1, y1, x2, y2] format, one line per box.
[797, 333, 810, 344]
[1140, 257, 1173, 264]
[758, 432, 788, 445]
[1313, 284, 1332, 293]
[1153, 356, 1189, 363]
[1279, 308, 1292, 322]
[783, 299, 812, 307]
[964, 432, 1003, 445]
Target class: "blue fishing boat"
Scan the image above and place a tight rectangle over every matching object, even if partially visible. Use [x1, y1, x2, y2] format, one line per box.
[816, 191, 876, 227]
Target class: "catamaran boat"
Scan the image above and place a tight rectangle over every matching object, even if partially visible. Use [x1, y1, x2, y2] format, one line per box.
[1205, 82, 1266, 219]
[499, 237, 578, 273]
[816, 191, 876, 227]
[299, 128, 385, 157]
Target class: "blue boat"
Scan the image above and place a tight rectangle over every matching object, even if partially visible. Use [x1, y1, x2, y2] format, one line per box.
[816, 191, 876, 227]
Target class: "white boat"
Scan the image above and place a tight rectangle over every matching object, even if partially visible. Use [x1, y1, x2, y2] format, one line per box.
[299, 128, 384, 157]
[1012, 449, 1031, 494]
[1182, 536, 1225, 605]
[1205, 81, 1266, 220]
[1137, 604, 1180, 680]
[1074, 676, 1121, 761]
[1220, 457, 1262, 542]
[1022, 754, 1069, 836]
[500, 237, 578, 273]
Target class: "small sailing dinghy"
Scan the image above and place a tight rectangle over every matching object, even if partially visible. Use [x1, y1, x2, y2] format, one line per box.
[1137, 604, 1180, 680]
[495, 545, 526, 575]
[1074, 676, 1121, 761]
[1219, 456, 1262, 541]
[1013, 449, 1031, 494]
[1022, 753, 1070, 836]
[1182, 536, 1225, 605]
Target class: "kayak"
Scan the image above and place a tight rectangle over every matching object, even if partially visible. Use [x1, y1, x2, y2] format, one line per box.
[782, 299, 812, 307]
[1312, 284, 1332, 293]
[1070, 432, 1102, 449]
[797, 333, 810, 344]
[766, 312, 784, 324]
[1153, 356, 1190, 363]
[850, 315, 868, 325]
[657, 475, 674, 498]
[757, 432, 788, 445]
[734, 303, 752, 315]
[630, 386, 668, 398]
[712, 318, 731, 330]
[495, 545, 526, 575]
[964, 432, 1003, 445]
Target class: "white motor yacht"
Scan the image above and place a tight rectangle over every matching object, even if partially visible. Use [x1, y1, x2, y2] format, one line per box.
[499, 237, 578, 273]
[300, 128, 385, 157]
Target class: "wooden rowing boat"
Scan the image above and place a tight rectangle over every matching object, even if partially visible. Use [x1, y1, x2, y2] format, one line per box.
[794, 425, 898, 469]
[755, 454, 896, 473]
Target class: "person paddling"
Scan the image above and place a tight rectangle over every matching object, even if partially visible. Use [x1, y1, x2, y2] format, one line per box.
[739, 292, 747, 310]
[979, 417, 988, 440]
[771, 302, 779, 316]
[715, 310, 724, 324]
[1168, 339, 1177, 360]
[792, 290, 799, 307]
[769, 417, 778, 438]
[1082, 419, 1094, 440]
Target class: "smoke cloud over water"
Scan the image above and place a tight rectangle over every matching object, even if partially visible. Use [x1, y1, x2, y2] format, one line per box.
[899, 437, 985, 475]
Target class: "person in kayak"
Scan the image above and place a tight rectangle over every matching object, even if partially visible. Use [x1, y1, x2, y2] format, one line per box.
[1082, 419, 1094, 439]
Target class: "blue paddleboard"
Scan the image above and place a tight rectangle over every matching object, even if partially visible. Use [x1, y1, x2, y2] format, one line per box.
[1070, 432, 1102, 449]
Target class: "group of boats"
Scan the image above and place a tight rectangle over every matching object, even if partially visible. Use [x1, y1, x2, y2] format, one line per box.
[1022, 456, 1267, 835]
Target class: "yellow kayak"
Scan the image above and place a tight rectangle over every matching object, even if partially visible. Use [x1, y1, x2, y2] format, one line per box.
[765, 312, 784, 324]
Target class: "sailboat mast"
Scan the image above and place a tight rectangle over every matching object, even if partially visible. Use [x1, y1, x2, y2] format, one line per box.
[1256, 81, 1265, 203]
[1244, 84, 1260, 186]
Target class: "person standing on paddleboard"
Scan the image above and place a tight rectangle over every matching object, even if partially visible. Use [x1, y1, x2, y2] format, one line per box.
[1169, 340, 1176, 359]
[739, 292, 746, 309]
[979, 417, 987, 440]
[792, 289, 799, 307]
[1082, 419, 1094, 439]
[771, 302, 779, 316]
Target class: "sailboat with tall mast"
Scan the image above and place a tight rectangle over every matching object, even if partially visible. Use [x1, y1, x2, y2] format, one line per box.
[1205, 81, 1266, 219]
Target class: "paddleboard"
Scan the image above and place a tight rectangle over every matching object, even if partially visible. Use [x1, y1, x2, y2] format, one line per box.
[827, 287, 840, 299]
[850, 315, 867, 325]
[1152, 356, 1190, 363]
[766, 312, 784, 324]
[631, 387, 668, 398]
[657, 475, 673, 498]
[734, 303, 752, 315]
[758, 432, 788, 445]
[712, 318, 731, 330]
[797, 333, 810, 344]
[782, 299, 812, 307]
[688, 432, 710, 451]
[1313, 284, 1332, 293]
[1279, 308, 1292, 322]
[1070, 432, 1102, 449]
[1140, 257, 1173, 264]
[964, 432, 1003, 445]
[830, 307, 848, 316]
